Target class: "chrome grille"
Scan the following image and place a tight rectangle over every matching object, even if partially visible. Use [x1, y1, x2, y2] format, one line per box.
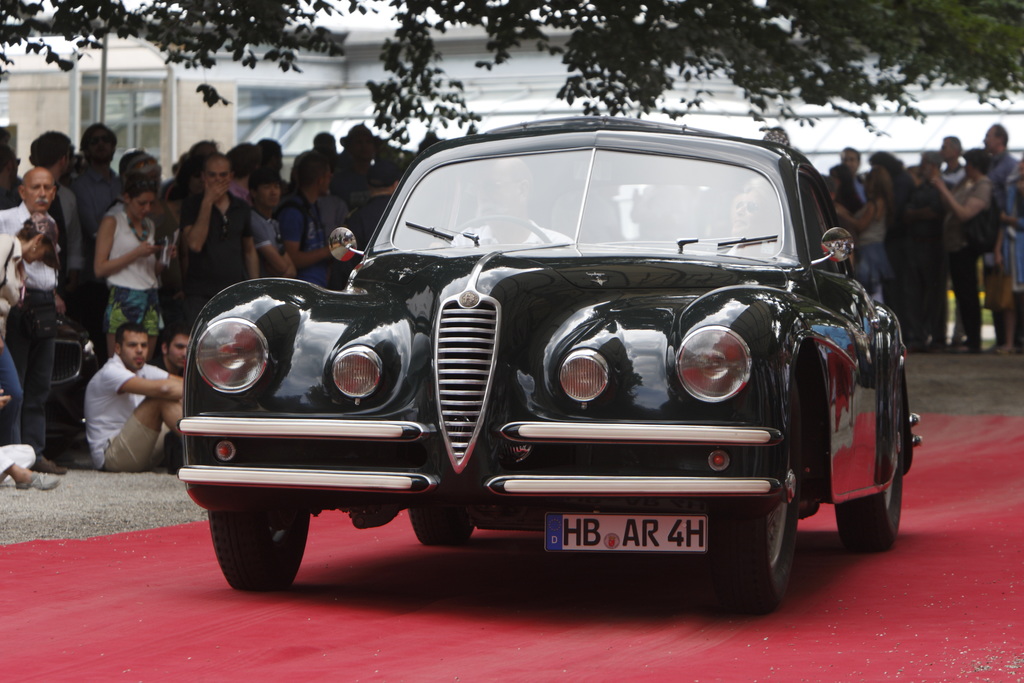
[436, 297, 498, 470]
[52, 339, 83, 385]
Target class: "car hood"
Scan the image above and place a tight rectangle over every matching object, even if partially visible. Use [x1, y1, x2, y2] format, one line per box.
[190, 245, 800, 421]
[358, 245, 791, 296]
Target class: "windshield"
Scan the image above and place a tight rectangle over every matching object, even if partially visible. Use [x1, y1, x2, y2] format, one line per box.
[391, 149, 785, 257]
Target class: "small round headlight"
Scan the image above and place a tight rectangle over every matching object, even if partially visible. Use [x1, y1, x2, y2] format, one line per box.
[676, 326, 751, 402]
[333, 345, 382, 399]
[559, 349, 609, 403]
[196, 318, 268, 393]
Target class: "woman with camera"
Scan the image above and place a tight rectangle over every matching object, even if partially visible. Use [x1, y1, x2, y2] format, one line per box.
[0, 216, 62, 489]
[94, 169, 170, 359]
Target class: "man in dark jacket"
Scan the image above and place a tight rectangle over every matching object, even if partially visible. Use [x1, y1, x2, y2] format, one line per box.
[328, 159, 401, 290]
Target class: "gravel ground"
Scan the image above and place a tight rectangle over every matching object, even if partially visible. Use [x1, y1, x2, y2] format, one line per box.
[2, 352, 1022, 545]
[1, 458, 206, 545]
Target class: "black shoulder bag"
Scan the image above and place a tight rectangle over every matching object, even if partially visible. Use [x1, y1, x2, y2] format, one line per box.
[964, 197, 1000, 253]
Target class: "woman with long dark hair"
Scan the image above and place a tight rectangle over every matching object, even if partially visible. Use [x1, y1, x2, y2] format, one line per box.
[94, 171, 170, 358]
[829, 163, 864, 215]
[835, 165, 894, 301]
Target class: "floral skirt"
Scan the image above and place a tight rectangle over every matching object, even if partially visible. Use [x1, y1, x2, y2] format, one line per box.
[104, 286, 160, 336]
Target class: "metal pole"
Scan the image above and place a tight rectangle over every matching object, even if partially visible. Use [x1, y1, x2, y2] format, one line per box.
[99, 33, 108, 123]
[69, 56, 81, 147]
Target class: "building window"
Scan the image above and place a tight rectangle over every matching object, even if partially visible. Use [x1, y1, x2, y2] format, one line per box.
[80, 77, 163, 169]
[237, 88, 307, 142]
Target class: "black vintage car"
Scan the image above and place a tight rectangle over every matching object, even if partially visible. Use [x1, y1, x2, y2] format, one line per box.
[179, 118, 919, 613]
[45, 315, 99, 459]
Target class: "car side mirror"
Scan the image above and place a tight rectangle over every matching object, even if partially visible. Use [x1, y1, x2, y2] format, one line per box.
[812, 227, 854, 265]
[329, 227, 363, 262]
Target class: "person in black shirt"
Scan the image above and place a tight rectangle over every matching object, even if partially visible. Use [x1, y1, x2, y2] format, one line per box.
[179, 153, 258, 326]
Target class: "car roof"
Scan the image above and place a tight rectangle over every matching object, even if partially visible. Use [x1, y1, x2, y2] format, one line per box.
[485, 116, 725, 138]
[418, 116, 808, 171]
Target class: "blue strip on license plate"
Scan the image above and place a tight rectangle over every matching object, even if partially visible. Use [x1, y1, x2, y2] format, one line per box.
[545, 513, 707, 553]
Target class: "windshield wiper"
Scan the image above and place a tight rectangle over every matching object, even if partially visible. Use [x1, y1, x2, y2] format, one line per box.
[405, 220, 480, 247]
[716, 234, 779, 249]
[676, 234, 778, 254]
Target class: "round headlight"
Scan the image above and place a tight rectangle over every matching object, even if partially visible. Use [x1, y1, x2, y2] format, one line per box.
[559, 349, 609, 403]
[196, 318, 268, 393]
[333, 345, 382, 399]
[676, 326, 751, 402]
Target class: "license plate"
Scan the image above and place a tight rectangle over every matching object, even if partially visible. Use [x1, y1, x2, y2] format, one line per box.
[545, 513, 707, 553]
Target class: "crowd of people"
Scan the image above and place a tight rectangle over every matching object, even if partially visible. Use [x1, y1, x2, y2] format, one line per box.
[824, 124, 1024, 356]
[0, 122, 408, 487]
[2, 117, 1022, 489]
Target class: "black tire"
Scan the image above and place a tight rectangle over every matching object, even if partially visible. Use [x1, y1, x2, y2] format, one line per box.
[208, 510, 310, 591]
[835, 372, 906, 552]
[711, 387, 802, 614]
[408, 506, 474, 546]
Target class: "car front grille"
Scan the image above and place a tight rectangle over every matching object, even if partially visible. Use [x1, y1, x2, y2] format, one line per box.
[52, 339, 83, 384]
[436, 296, 499, 472]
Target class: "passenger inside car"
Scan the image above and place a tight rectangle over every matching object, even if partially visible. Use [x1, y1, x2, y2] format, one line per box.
[454, 157, 572, 246]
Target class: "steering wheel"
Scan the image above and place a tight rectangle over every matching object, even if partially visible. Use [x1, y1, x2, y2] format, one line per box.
[456, 214, 553, 243]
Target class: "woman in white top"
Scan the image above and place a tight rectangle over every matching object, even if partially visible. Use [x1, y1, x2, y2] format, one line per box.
[0, 218, 61, 489]
[95, 172, 169, 358]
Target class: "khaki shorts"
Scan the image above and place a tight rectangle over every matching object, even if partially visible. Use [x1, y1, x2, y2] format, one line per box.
[103, 415, 165, 473]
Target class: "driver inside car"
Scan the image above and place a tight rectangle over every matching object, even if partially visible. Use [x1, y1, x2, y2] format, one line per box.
[729, 178, 775, 239]
[453, 157, 572, 246]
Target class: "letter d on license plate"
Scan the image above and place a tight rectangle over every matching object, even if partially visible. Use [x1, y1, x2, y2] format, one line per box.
[545, 513, 707, 553]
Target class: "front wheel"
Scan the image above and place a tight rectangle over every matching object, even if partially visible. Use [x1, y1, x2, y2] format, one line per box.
[835, 465, 903, 552]
[711, 388, 802, 614]
[208, 510, 310, 590]
[711, 474, 800, 614]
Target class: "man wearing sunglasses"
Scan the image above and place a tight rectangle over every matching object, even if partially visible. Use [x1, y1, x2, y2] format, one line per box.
[72, 124, 120, 246]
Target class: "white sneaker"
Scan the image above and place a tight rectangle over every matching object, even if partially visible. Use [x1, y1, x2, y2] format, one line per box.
[16, 472, 61, 490]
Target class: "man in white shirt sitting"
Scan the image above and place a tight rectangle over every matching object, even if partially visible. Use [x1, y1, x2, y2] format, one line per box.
[85, 322, 183, 472]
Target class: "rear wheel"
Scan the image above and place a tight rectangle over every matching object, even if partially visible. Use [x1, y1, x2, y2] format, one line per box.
[208, 510, 310, 590]
[409, 506, 474, 546]
[711, 387, 802, 614]
[835, 372, 906, 552]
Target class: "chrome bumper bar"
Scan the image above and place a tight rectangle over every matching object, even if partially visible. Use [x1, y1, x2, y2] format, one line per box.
[501, 422, 780, 445]
[180, 416, 777, 446]
[178, 466, 436, 492]
[487, 475, 775, 496]
[179, 416, 427, 441]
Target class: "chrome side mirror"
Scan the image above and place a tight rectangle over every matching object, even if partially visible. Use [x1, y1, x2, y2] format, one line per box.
[811, 227, 854, 265]
[329, 227, 362, 262]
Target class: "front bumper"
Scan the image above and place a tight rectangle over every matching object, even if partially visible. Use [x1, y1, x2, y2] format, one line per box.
[179, 416, 783, 501]
[180, 416, 780, 446]
[179, 417, 427, 441]
[177, 465, 777, 496]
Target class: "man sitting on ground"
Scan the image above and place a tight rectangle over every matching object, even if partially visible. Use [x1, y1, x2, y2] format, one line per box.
[85, 322, 183, 472]
[152, 321, 190, 377]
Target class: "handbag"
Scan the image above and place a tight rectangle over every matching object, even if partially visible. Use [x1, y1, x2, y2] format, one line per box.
[21, 300, 58, 339]
[0, 241, 14, 289]
[964, 199, 1000, 253]
[984, 269, 1015, 311]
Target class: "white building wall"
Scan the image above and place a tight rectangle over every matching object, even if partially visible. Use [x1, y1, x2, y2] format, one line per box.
[174, 79, 238, 162]
[7, 72, 77, 174]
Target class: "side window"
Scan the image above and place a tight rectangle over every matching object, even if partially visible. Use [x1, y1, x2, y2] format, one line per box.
[798, 170, 843, 273]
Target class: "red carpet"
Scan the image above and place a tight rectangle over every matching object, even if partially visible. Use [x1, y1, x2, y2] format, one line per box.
[3, 413, 1023, 681]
